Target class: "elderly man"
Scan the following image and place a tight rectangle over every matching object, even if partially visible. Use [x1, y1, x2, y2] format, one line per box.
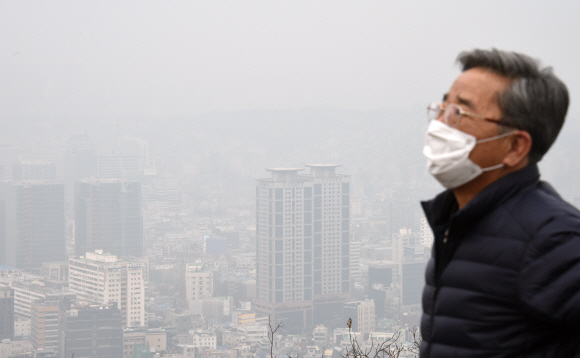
[420, 49, 580, 357]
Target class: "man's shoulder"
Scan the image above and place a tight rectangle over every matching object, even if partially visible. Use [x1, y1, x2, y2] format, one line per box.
[508, 180, 579, 220]
[503, 180, 580, 244]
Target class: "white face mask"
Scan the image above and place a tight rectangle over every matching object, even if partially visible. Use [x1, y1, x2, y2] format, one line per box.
[423, 120, 514, 189]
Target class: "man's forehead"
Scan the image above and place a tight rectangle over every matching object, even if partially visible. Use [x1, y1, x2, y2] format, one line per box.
[445, 68, 511, 110]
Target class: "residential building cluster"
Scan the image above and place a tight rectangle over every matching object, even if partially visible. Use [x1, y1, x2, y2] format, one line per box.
[0, 134, 430, 358]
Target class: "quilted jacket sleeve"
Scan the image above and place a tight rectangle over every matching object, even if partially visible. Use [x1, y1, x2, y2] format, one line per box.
[519, 216, 580, 329]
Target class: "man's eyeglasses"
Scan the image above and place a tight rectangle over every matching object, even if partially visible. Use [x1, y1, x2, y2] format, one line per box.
[427, 102, 503, 127]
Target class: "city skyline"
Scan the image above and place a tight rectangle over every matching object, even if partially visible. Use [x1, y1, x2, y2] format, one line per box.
[1, 2, 580, 357]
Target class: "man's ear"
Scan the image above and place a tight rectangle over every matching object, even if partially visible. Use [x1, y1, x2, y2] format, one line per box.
[503, 130, 532, 168]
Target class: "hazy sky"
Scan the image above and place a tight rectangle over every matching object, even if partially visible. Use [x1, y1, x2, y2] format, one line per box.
[1, 1, 580, 118]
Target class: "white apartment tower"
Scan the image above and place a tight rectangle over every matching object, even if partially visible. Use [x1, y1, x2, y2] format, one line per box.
[254, 165, 350, 329]
[68, 250, 146, 327]
[185, 260, 214, 312]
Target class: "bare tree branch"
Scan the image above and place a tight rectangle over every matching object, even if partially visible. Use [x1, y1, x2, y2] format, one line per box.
[342, 320, 407, 358]
[268, 316, 284, 358]
[264, 317, 421, 358]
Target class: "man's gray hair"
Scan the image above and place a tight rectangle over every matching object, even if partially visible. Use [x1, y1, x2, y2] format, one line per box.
[457, 48, 569, 163]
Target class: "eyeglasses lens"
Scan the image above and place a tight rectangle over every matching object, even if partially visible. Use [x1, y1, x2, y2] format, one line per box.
[445, 104, 461, 127]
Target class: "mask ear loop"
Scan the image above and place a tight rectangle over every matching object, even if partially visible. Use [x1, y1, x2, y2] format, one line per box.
[477, 130, 519, 172]
[476, 130, 518, 144]
[481, 163, 504, 172]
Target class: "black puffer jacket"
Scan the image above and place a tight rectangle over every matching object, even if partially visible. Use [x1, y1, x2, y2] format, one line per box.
[420, 164, 580, 357]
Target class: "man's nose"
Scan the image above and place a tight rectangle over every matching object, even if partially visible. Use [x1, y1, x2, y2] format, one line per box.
[436, 109, 446, 123]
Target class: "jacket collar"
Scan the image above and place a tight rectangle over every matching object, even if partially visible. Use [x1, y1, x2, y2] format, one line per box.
[422, 164, 540, 238]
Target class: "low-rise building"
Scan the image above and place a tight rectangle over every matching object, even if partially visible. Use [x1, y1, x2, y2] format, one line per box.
[14, 316, 30, 337]
[123, 329, 146, 358]
[145, 329, 167, 353]
[190, 329, 217, 350]
[343, 300, 376, 336]
[313, 325, 328, 346]
[10, 280, 74, 319]
[123, 328, 167, 358]
[236, 324, 268, 345]
[0, 339, 33, 358]
[232, 312, 255, 328]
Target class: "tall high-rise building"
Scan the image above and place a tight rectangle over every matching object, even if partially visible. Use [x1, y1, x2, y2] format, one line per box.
[419, 216, 434, 247]
[389, 199, 417, 235]
[254, 165, 351, 330]
[68, 250, 146, 328]
[75, 179, 143, 257]
[0, 144, 18, 181]
[12, 161, 57, 181]
[0, 182, 65, 270]
[0, 285, 14, 340]
[65, 135, 97, 182]
[98, 136, 150, 180]
[98, 154, 144, 179]
[349, 237, 361, 290]
[30, 143, 66, 182]
[64, 135, 97, 215]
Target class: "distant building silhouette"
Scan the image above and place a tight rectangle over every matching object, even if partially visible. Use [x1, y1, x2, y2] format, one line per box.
[97, 154, 144, 179]
[65, 135, 97, 181]
[0, 144, 18, 181]
[389, 199, 417, 235]
[0, 285, 14, 340]
[0, 182, 65, 270]
[12, 161, 57, 181]
[75, 179, 143, 257]
[64, 135, 97, 216]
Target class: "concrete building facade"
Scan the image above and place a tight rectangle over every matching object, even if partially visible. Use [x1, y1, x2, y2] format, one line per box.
[343, 300, 375, 336]
[254, 165, 351, 330]
[31, 299, 60, 354]
[58, 300, 123, 358]
[10, 280, 75, 319]
[68, 250, 146, 327]
[185, 261, 213, 303]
